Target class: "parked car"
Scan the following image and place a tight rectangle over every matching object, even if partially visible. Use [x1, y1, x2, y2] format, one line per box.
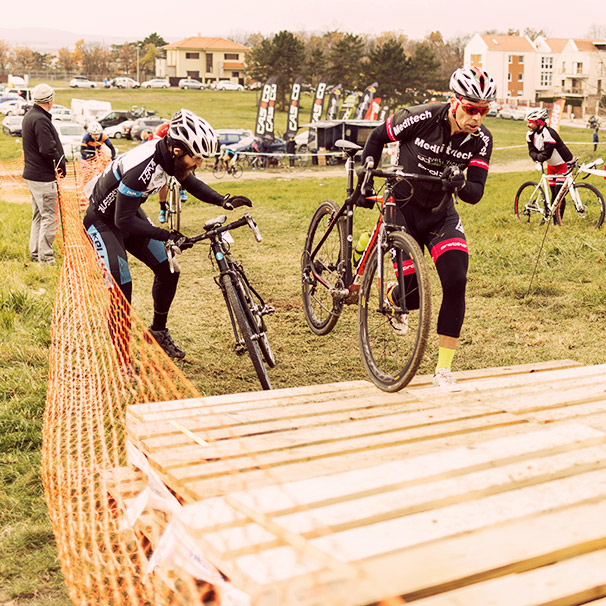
[486, 102, 500, 117]
[215, 128, 253, 148]
[105, 120, 133, 139]
[0, 98, 28, 115]
[229, 135, 286, 155]
[178, 78, 204, 90]
[69, 76, 97, 88]
[98, 110, 130, 129]
[50, 104, 73, 121]
[129, 116, 166, 140]
[55, 121, 86, 160]
[498, 106, 526, 120]
[112, 77, 140, 89]
[1, 113, 24, 136]
[141, 78, 170, 89]
[294, 129, 317, 152]
[215, 80, 244, 91]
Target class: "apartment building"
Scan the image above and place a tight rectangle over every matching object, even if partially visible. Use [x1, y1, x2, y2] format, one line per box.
[464, 33, 606, 116]
[158, 37, 250, 86]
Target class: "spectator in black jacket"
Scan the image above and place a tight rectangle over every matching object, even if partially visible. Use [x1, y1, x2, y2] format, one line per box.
[22, 83, 66, 264]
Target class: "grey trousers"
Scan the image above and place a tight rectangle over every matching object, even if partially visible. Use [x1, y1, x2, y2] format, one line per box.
[26, 179, 58, 262]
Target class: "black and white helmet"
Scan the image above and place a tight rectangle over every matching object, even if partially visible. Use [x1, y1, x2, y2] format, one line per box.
[168, 109, 218, 158]
[450, 67, 497, 102]
[526, 108, 549, 121]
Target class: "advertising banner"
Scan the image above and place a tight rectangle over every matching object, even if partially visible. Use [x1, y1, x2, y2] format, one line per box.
[255, 76, 278, 137]
[339, 92, 359, 120]
[364, 97, 382, 121]
[325, 85, 342, 120]
[353, 83, 378, 120]
[284, 76, 303, 138]
[549, 99, 566, 133]
[309, 76, 329, 124]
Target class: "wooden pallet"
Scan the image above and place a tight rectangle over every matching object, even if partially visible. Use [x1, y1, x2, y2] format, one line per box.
[125, 360, 606, 605]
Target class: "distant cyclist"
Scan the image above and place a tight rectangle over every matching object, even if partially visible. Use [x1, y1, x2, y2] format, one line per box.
[525, 107, 573, 221]
[83, 109, 252, 359]
[361, 67, 496, 390]
[80, 121, 116, 161]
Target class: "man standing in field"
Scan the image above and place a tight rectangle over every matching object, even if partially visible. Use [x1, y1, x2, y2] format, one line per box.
[21, 83, 66, 264]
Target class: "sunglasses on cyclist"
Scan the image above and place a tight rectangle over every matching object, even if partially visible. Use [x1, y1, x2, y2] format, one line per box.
[457, 98, 490, 117]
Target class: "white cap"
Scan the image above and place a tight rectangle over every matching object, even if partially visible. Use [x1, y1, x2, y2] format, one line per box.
[32, 83, 55, 104]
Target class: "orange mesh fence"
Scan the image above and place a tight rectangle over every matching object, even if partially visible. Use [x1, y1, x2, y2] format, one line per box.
[41, 163, 408, 605]
[0, 157, 31, 203]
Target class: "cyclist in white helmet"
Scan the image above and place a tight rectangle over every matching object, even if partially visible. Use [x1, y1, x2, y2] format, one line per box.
[82, 109, 252, 360]
[525, 107, 573, 222]
[81, 121, 116, 161]
[362, 66, 496, 391]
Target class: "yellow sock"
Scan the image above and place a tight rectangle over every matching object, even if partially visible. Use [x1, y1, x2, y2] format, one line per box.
[436, 346, 455, 372]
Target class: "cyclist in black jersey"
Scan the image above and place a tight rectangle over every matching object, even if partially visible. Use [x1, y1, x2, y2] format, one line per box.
[83, 108, 252, 360]
[362, 67, 496, 390]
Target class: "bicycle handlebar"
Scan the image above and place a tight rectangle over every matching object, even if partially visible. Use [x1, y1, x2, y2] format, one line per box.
[189, 212, 261, 244]
[353, 163, 456, 215]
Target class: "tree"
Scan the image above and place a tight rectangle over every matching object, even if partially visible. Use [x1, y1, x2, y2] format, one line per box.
[407, 42, 440, 93]
[424, 31, 468, 90]
[140, 43, 159, 78]
[81, 43, 112, 78]
[327, 33, 365, 90]
[57, 47, 75, 74]
[246, 30, 305, 109]
[72, 39, 85, 73]
[0, 40, 13, 73]
[362, 37, 410, 107]
[12, 47, 36, 72]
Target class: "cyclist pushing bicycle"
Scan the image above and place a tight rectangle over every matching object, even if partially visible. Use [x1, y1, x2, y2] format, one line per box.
[83, 109, 252, 360]
[525, 108, 573, 223]
[360, 66, 496, 390]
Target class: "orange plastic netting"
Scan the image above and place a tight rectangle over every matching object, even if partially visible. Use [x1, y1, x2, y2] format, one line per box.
[38, 158, 407, 606]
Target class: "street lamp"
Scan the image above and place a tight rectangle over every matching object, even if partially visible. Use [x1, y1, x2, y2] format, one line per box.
[136, 43, 142, 83]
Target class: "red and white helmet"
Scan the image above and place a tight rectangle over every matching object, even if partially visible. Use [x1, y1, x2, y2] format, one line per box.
[168, 109, 217, 158]
[526, 108, 549, 122]
[450, 67, 497, 102]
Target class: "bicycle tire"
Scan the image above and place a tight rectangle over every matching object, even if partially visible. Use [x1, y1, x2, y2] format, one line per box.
[237, 269, 276, 367]
[221, 274, 272, 390]
[232, 164, 243, 179]
[167, 181, 181, 232]
[514, 181, 548, 224]
[301, 200, 346, 336]
[359, 231, 431, 392]
[213, 165, 225, 179]
[558, 182, 605, 229]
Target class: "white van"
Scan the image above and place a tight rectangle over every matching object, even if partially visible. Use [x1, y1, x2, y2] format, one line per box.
[71, 98, 112, 127]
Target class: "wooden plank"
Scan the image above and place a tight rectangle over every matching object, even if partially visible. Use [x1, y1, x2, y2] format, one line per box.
[408, 549, 606, 606]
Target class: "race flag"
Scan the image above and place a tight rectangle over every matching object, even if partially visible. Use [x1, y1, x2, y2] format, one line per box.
[325, 85, 342, 120]
[353, 83, 378, 120]
[364, 97, 382, 121]
[549, 99, 566, 133]
[339, 92, 359, 120]
[309, 76, 329, 124]
[255, 76, 279, 137]
[284, 77, 303, 138]
[378, 104, 391, 121]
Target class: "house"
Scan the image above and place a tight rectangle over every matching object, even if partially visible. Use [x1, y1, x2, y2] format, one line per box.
[158, 37, 250, 86]
[464, 33, 606, 116]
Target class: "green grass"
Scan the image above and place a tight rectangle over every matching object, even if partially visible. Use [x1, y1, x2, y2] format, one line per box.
[1, 110, 606, 603]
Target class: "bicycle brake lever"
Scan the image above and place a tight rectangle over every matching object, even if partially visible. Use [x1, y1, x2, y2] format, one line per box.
[245, 214, 263, 242]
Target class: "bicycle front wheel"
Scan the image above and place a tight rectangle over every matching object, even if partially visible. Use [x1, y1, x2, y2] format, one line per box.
[213, 165, 225, 179]
[359, 231, 431, 392]
[221, 274, 272, 390]
[167, 184, 181, 232]
[514, 181, 547, 224]
[301, 200, 346, 336]
[558, 182, 605, 229]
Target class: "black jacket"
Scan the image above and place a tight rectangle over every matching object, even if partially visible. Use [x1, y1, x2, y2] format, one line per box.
[21, 104, 66, 182]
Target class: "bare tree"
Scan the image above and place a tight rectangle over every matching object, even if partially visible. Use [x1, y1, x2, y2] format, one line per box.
[0, 40, 13, 73]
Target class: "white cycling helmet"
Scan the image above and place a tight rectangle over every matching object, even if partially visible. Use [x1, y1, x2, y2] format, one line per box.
[450, 67, 497, 102]
[88, 121, 102, 135]
[168, 109, 218, 158]
[526, 108, 549, 122]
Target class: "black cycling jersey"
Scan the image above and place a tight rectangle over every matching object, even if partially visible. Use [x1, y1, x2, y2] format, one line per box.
[84, 137, 224, 240]
[526, 124, 572, 166]
[363, 102, 493, 209]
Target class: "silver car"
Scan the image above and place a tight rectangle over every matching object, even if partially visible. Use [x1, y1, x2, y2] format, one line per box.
[178, 78, 204, 90]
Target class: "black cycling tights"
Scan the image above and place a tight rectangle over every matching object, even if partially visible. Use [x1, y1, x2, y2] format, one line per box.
[396, 250, 468, 339]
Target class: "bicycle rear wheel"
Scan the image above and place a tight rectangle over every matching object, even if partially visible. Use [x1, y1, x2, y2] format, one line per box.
[167, 182, 180, 232]
[232, 165, 243, 179]
[221, 274, 271, 390]
[301, 200, 346, 336]
[359, 231, 431, 392]
[558, 182, 605, 229]
[514, 181, 547, 224]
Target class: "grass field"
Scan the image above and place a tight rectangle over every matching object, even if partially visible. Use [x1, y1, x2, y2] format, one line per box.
[1, 98, 605, 604]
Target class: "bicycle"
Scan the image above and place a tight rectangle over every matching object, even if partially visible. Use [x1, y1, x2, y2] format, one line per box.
[167, 213, 275, 390]
[301, 139, 454, 392]
[514, 158, 605, 228]
[213, 159, 243, 179]
[165, 176, 182, 231]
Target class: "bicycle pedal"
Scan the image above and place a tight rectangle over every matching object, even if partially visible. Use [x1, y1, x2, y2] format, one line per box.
[343, 284, 360, 305]
[235, 345, 246, 356]
[261, 305, 275, 315]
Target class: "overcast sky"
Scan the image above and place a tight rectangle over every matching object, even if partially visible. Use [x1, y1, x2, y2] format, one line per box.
[2, 0, 604, 44]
